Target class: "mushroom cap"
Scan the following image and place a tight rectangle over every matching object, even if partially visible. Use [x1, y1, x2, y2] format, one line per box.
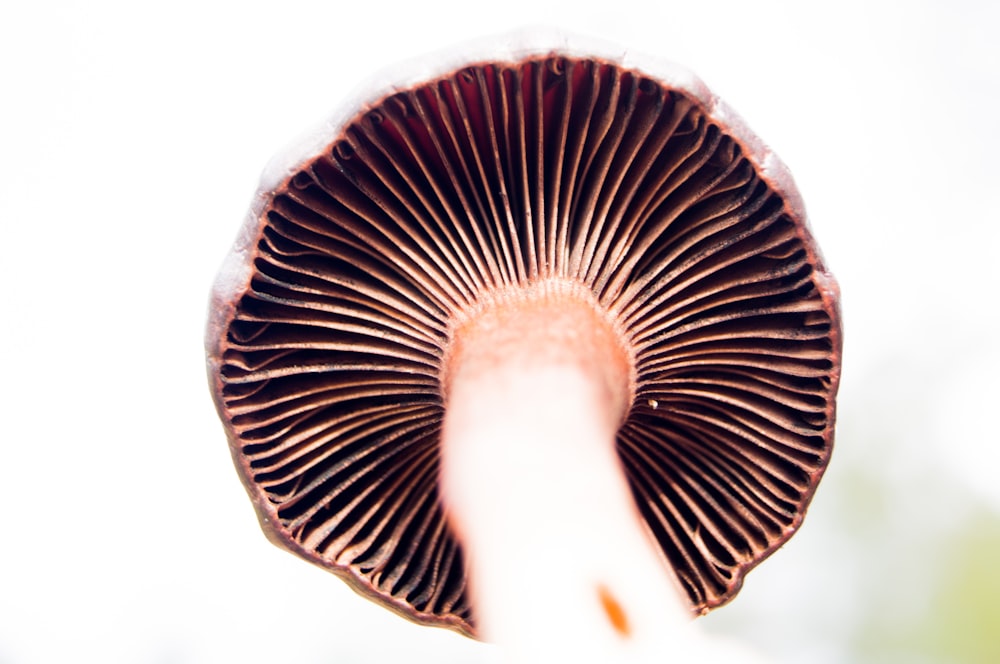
[206, 49, 842, 637]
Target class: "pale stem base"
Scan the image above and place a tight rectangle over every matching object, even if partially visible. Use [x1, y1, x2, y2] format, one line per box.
[439, 282, 695, 662]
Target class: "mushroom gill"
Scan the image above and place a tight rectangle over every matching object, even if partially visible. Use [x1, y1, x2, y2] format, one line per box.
[208, 53, 842, 636]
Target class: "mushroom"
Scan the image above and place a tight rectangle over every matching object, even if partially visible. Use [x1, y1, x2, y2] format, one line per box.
[206, 44, 841, 662]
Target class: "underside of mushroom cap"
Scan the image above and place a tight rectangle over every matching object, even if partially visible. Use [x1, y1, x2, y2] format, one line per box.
[207, 50, 842, 637]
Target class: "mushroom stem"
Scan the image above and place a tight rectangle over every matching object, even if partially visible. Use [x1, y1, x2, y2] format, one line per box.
[441, 280, 692, 662]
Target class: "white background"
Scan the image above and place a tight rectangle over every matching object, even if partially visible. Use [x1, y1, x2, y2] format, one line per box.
[2, 1, 998, 662]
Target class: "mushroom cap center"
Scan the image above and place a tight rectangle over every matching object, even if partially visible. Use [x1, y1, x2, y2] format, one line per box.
[441, 278, 637, 428]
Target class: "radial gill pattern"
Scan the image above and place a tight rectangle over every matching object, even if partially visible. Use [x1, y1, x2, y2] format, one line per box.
[209, 54, 841, 636]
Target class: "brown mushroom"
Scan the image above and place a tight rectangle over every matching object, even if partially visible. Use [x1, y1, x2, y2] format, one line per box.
[206, 46, 841, 659]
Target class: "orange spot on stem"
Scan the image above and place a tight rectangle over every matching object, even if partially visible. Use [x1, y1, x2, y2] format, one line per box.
[597, 584, 631, 638]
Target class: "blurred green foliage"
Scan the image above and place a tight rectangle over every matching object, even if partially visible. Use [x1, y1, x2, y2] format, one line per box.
[855, 508, 1000, 664]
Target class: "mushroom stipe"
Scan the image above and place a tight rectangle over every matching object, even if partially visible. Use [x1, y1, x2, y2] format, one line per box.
[207, 50, 842, 641]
